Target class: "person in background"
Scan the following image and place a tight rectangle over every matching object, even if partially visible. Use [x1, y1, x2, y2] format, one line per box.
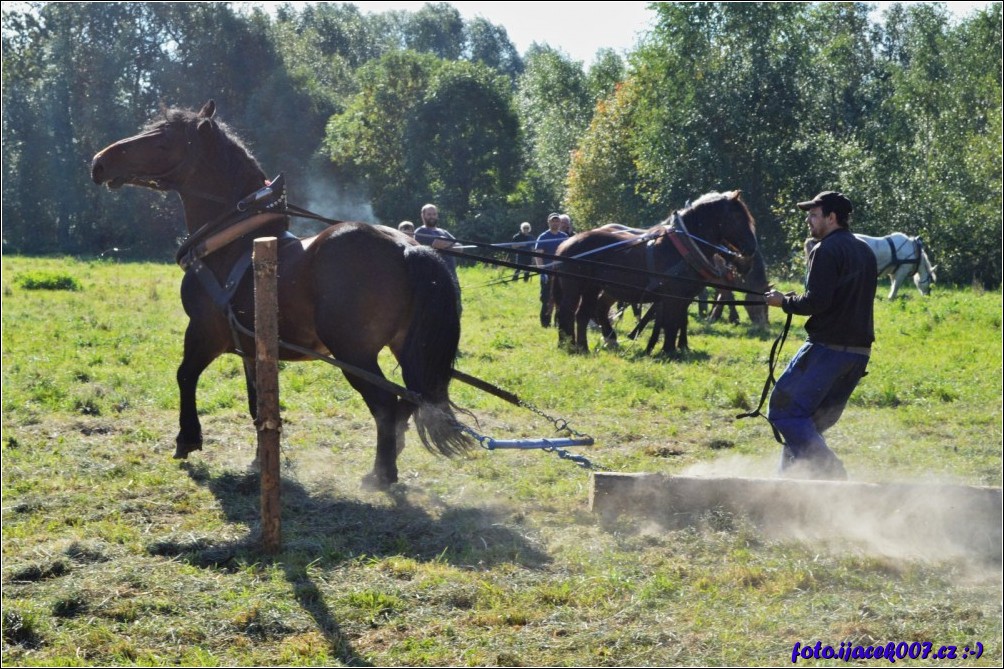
[414, 203, 457, 278]
[558, 213, 573, 236]
[763, 191, 877, 480]
[534, 213, 568, 327]
[511, 221, 534, 282]
[398, 220, 415, 238]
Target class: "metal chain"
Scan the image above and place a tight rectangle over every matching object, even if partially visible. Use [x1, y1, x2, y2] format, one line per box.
[515, 398, 593, 442]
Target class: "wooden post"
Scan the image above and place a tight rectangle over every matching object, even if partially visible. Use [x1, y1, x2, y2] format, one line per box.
[253, 237, 281, 554]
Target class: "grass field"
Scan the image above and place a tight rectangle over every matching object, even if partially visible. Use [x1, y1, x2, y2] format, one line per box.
[2, 255, 1001, 666]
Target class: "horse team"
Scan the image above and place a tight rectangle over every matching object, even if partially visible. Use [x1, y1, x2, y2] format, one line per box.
[91, 101, 936, 485]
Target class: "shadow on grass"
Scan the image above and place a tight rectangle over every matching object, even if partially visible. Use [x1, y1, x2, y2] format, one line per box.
[147, 461, 552, 665]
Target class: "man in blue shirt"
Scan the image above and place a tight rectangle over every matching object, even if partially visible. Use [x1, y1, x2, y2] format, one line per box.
[764, 191, 877, 480]
[535, 213, 568, 327]
[414, 203, 457, 279]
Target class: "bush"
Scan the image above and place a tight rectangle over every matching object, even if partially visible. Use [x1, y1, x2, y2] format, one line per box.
[16, 271, 82, 291]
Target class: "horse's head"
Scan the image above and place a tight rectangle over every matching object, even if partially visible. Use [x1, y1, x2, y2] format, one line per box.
[91, 100, 264, 201]
[91, 100, 217, 191]
[680, 189, 759, 267]
[915, 243, 937, 295]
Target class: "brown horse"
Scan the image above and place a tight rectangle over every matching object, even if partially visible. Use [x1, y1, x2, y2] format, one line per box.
[90, 100, 471, 489]
[553, 191, 759, 354]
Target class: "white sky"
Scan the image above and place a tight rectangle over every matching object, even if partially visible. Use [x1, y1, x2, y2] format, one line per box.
[250, 1, 995, 67]
[250, 1, 655, 64]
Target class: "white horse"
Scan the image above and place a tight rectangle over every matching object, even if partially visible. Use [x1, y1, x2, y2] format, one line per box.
[804, 232, 936, 299]
[854, 233, 937, 298]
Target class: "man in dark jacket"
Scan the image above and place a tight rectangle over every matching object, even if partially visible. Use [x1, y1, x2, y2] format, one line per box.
[764, 191, 878, 479]
[511, 222, 534, 282]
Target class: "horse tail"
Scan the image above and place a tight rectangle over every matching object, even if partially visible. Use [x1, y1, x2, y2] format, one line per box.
[399, 246, 472, 457]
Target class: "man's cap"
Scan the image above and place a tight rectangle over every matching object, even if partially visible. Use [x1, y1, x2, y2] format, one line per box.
[548, 212, 561, 221]
[797, 191, 853, 215]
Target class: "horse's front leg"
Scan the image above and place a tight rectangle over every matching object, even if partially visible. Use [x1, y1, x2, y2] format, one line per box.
[657, 301, 688, 356]
[176, 320, 225, 459]
[595, 298, 618, 349]
[242, 356, 257, 420]
[555, 278, 578, 349]
[888, 268, 906, 299]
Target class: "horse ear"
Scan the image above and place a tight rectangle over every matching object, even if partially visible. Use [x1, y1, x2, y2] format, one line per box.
[198, 100, 216, 119]
[197, 100, 217, 138]
[728, 189, 743, 200]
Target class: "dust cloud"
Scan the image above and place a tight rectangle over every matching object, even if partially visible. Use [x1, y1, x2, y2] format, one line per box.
[595, 460, 1002, 566]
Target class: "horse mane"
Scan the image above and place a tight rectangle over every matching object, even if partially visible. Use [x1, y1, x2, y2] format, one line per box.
[677, 190, 756, 233]
[149, 105, 267, 188]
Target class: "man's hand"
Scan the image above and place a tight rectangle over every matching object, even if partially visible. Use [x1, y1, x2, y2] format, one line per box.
[764, 289, 794, 308]
[430, 238, 456, 251]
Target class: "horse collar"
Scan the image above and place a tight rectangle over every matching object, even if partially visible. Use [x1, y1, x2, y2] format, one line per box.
[176, 212, 288, 271]
[665, 216, 732, 283]
[881, 236, 922, 274]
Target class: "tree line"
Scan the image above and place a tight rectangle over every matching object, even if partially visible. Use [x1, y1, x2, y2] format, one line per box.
[2, 2, 1000, 285]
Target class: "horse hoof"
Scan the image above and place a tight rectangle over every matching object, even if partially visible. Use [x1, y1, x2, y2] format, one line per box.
[174, 435, 203, 459]
[361, 470, 397, 491]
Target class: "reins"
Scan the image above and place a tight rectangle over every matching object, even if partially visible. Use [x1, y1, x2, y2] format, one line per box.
[222, 184, 766, 305]
[438, 237, 768, 305]
[733, 310, 793, 443]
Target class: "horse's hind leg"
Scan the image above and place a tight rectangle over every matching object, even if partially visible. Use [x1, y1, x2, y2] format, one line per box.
[394, 399, 417, 456]
[555, 278, 579, 348]
[335, 359, 404, 490]
[643, 304, 663, 354]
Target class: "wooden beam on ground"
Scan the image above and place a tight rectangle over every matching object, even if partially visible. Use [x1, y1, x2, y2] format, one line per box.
[590, 473, 1002, 561]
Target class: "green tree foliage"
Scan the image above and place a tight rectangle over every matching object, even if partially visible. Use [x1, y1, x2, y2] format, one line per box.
[404, 2, 465, 60]
[629, 2, 809, 261]
[865, 2, 1003, 285]
[568, 1, 1001, 284]
[324, 53, 519, 230]
[464, 16, 524, 81]
[515, 45, 593, 215]
[2, 1, 999, 286]
[566, 78, 656, 228]
[2, 2, 175, 255]
[407, 63, 520, 233]
[586, 48, 626, 102]
[324, 51, 441, 224]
